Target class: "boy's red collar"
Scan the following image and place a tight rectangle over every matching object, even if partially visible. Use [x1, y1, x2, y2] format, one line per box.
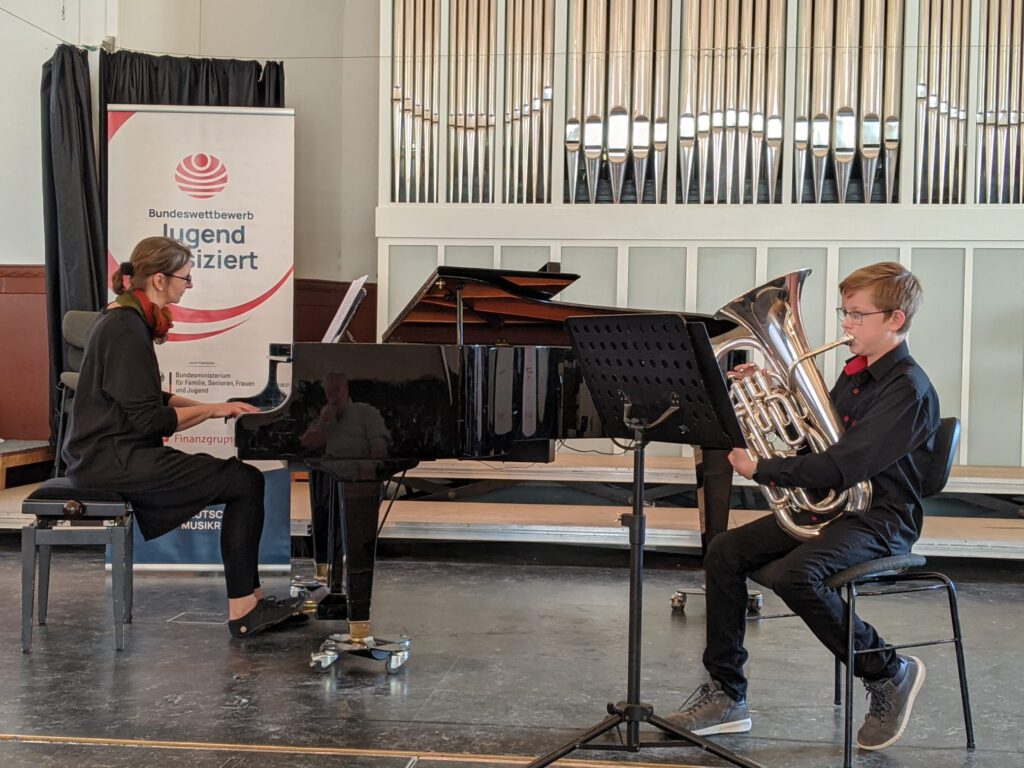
[843, 355, 869, 376]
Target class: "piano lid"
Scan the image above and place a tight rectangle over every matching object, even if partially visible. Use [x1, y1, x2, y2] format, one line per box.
[382, 265, 736, 346]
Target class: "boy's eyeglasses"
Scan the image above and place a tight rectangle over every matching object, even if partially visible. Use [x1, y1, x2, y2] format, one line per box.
[836, 307, 890, 325]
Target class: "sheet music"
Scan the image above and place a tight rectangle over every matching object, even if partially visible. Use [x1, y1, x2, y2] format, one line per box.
[321, 275, 368, 343]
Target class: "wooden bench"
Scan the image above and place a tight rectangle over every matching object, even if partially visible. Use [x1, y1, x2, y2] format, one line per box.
[402, 453, 1024, 496]
[284, 493, 1024, 560]
[389, 453, 1024, 558]
[0, 440, 54, 490]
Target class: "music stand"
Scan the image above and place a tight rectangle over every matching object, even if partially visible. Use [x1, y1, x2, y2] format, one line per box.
[322, 275, 368, 343]
[524, 314, 761, 768]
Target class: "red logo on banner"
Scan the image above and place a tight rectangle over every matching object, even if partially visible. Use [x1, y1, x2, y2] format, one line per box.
[175, 153, 229, 199]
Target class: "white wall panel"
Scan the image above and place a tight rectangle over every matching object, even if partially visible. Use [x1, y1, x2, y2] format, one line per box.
[559, 246, 617, 305]
[695, 248, 757, 315]
[500, 245, 551, 271]
[444, 245, 494, 268]
[968, 249, 1024, 466]
[838, 247, 900, 275]
[627, 247, 687, 310]
[911, 248, 967, 427]
[387, 244, 438, 325]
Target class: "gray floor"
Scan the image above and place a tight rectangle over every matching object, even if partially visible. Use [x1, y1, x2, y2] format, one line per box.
[1, 535, 1020, 768]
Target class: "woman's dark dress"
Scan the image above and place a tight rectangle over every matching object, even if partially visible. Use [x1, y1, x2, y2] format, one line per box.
[63, 307, 250, 540]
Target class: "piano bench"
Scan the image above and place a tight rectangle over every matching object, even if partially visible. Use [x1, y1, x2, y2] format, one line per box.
[21, 478, 134, 653]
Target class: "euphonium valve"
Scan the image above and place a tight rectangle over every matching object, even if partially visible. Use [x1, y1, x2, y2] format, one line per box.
[712, 270, 872, 540]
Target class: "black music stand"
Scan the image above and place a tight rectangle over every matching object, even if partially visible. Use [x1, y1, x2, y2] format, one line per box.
[524, 314, 761, 768]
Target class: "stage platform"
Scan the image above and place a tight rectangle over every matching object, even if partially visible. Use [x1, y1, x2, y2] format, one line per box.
[8, 456, 1024, 561]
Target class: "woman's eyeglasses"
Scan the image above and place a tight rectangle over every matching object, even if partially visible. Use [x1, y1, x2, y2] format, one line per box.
[163, 273, 193, 287]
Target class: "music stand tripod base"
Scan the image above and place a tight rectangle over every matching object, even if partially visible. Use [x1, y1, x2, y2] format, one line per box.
[522, 314, 762, 768]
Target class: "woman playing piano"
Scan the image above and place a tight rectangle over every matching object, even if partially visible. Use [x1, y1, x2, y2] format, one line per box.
[62, 236, 302, 639]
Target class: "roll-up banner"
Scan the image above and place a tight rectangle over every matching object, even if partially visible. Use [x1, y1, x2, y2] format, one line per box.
[107, 105, 294, 571]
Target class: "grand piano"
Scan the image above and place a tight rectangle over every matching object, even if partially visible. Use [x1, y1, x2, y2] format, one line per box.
[235, 265, 739, 669]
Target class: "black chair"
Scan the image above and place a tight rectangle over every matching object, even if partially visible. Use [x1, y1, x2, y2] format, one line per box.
[21, 478, 134, 652]
[52, 310, 100, 477]
[751, 417, 974, 767]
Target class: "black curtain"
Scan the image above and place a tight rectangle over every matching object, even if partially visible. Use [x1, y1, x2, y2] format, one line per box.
[98, 50, 285, 232]
[41, 45, 106, 440]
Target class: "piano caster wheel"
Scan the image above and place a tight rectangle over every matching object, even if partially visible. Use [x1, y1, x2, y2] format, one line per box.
[670, 586, 705, 615]
[310, 647, 340, 671]
[746, 592, 764, 615]
[385, 649, 409, 674]
[669, 586, 761, 616]
[310, 633, 411, 674]
[369, 635, 411, 674]
[670, 591, 687, 614]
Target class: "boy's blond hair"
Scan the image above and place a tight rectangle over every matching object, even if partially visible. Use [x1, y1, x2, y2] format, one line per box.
[839, 262, 923, 334]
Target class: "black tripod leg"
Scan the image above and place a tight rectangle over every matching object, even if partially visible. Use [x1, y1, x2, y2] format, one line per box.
[648, 713, 764, 768]
[522, 713, 624, 768]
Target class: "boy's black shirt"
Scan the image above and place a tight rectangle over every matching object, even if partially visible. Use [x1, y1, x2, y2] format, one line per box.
[753, 340, 941, 548]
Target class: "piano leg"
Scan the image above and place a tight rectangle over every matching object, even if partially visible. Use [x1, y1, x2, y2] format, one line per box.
[332, 480, 380, 630]
[311, 478, 381, 623]
[308, 470, 333, 584]
[307, 476, 412, 673]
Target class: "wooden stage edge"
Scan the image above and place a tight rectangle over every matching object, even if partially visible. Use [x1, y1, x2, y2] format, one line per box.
[292, 484, 1024, 561]
[2, 475, 1022, 561]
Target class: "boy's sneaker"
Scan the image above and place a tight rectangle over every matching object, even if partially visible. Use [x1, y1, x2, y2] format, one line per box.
[664, 679, 752, 736]
[857, 655, 926, 751]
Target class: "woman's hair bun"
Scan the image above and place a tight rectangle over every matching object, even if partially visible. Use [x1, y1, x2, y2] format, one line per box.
[119, 261, 135, 277]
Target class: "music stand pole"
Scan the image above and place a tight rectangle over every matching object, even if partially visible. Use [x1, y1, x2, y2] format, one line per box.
[524, 314, 763, 768]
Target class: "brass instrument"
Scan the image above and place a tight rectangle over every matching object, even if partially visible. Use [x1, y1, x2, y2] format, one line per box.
[713, 270, 873, 540]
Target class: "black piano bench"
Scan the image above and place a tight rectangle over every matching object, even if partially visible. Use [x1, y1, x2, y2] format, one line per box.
[21, 478, 134, 652]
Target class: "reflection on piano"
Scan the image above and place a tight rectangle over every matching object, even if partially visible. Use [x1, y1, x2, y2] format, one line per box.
[236, 265, 739, 668]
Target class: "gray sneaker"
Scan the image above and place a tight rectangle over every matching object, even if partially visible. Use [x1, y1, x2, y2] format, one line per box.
[664, 680, 752, 736]
[857, 655, 926, 751]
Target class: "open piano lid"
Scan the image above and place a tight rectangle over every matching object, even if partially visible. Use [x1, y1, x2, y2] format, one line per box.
[383, 265, 736, 346]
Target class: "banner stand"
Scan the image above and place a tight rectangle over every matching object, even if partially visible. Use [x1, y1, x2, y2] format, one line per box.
[107, 105, 295, 571]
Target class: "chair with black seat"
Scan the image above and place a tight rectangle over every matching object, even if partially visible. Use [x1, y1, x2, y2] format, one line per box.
[21, 478, 134, 652]
[52, 310, 100, 477]
[750, 416, 974, 767]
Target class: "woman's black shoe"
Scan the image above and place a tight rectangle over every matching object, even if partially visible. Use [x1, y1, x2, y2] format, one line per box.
[262, 595, 311, 630]
[228, 596, 304, 639]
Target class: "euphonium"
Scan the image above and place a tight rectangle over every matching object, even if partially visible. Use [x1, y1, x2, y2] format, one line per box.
[712, 270, 872, 540]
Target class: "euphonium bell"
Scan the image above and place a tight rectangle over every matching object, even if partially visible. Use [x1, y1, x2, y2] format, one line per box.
[712, 269, 872, 540]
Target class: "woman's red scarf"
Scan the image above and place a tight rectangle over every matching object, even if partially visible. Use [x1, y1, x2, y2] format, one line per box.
[115, 289, 173, 343]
